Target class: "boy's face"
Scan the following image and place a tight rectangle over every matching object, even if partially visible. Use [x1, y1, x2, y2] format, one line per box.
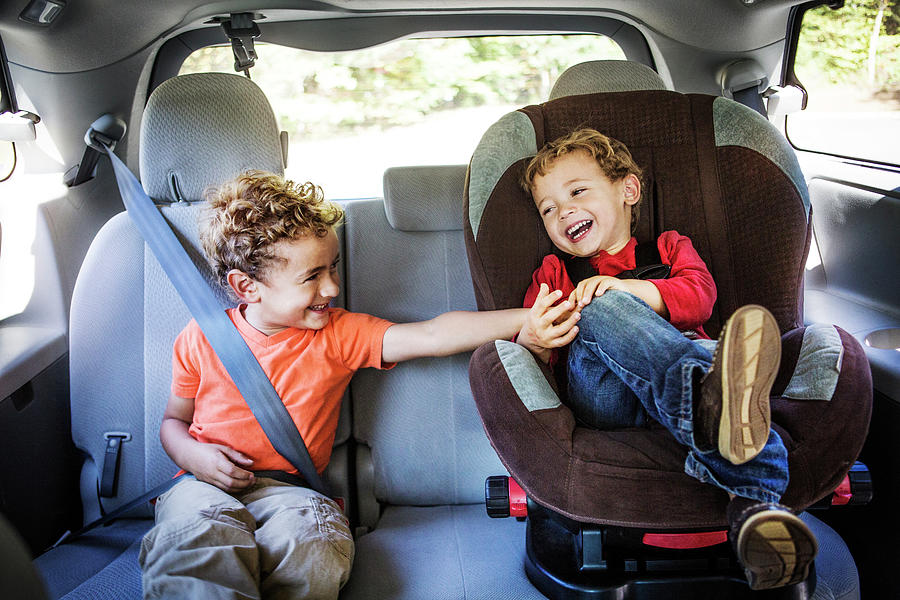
[531, 151, 639, 258]
[244, 229, 341, 335]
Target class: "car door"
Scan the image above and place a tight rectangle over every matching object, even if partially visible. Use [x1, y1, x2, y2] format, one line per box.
[780, 3, 900, 598]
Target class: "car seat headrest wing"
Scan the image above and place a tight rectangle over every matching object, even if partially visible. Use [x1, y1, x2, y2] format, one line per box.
[548, 60, 667, 100]
[140, 72, 284, 203]
[711, 97, 809, 212]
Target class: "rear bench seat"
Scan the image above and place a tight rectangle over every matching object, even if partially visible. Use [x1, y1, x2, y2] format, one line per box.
[33, 162, 542, 599]
[340, 166, 543, 598]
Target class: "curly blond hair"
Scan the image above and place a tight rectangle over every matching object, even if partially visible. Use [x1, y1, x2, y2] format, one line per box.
[522, 128, 644, 232]
[201, 170, 344, 288]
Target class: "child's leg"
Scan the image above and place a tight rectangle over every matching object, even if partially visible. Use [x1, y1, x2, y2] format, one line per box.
[243, 478, 353, 600]
[567, 335, 646, 428]
[139, 476, 260, 600]
[727, 497, 818, 590]
[569, 291, 787, 502]
[571, 292, 813, 590]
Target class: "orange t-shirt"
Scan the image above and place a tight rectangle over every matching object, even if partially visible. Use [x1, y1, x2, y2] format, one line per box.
[171, 306, 394, 474]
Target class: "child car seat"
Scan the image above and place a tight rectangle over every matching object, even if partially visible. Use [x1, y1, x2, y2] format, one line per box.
[463, 61, 872, 597]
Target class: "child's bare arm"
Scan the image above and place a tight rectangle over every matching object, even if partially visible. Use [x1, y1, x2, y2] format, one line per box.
[160, 393, 256, 492]
[573, 275, 668, 318]
[517, 283, 582, 363]
[381, 307, 528, 363]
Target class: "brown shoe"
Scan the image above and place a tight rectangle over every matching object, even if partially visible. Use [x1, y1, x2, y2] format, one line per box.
[696, 305, 781, 465]
[729, 500, 818, 590]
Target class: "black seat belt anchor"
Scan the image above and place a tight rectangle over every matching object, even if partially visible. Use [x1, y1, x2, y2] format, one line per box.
[63, 114, 126, 187]
[221, 13, 261, 78]
[100, 431, 132, 498]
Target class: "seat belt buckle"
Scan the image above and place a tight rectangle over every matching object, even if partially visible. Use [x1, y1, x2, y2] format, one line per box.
[100, 432, 131, 498]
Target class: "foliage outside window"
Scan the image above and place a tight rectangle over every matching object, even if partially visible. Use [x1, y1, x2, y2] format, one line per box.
[180, 35, 624, 198]
[788, 0, 899, 165]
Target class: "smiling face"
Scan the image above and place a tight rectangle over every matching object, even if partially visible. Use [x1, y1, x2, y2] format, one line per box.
[237, 228, 341, 335]
[532, 151, 640, 258]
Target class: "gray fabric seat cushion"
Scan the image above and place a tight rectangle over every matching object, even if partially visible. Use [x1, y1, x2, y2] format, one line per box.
[341, 506, 857, 600]
[33, 519, 150, 599]
[341, 504, 545, 600]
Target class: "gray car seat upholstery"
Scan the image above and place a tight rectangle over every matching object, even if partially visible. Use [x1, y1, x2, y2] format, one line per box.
[548, 59, 667, 99]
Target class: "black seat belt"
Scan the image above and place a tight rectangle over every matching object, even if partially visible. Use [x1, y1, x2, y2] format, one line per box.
[732, 86, 767, 117]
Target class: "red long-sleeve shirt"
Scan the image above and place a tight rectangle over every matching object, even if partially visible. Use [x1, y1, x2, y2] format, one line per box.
[523, 230, 716, 339]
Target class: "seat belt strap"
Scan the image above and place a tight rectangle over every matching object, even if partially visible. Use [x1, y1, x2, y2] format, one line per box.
[49, 473, 191, 551]
[732, 86, 767, 117]
[565, 240, 671, 285]
[100, 143, 329, 498]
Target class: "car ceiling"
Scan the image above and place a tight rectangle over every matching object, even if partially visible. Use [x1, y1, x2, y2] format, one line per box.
[0, 0, 806, 73]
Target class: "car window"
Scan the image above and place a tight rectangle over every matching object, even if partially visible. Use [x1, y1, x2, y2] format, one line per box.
[786, 1, 899, 165]
[179, 35, 625, 199]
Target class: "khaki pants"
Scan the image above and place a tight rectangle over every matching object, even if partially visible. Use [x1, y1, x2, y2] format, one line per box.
[139, 476, 353, 600]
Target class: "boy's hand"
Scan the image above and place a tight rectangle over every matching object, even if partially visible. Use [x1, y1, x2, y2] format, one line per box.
[186, 443, 256, 492]
[571, 276, 668, 318]
[517, 283, 581, 362]
[573, 275, 635, 307]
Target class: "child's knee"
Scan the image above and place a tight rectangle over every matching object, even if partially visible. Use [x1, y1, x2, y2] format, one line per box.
[257, 495, 354, 596]
[577, 290, 645, 332]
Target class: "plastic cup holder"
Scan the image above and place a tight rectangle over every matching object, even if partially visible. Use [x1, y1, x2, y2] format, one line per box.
[864, 328, 900, 351]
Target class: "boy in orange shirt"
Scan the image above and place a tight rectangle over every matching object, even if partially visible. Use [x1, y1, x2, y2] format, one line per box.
[138, 171, 526, 599]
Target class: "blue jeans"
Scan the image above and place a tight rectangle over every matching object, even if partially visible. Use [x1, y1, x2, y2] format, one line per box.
[567, 290, 788, 503]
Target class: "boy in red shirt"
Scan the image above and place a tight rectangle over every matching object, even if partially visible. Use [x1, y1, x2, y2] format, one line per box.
[138, 171, 526, 599]
[516, 128, 816, 590]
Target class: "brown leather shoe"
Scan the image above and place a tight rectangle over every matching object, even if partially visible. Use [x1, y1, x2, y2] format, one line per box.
[728, 499, 818, 590]
[696, 305, 781, 465]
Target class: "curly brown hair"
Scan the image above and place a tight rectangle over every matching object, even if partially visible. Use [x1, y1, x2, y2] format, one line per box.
[200, 170, 344, 288]
[522, 128, 644, 232]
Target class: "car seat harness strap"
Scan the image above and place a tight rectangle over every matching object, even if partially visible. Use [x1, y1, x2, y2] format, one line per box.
[564, 239, 672, 285]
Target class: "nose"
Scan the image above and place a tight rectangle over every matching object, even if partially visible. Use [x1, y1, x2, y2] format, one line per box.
[558, 202, 576, 220]
[320, 270, 340, 299]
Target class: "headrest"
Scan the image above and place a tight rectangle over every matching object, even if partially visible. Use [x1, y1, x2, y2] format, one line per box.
[140, 72, 285, 203]
[548, 60, 667, 100]
[382, 165, 468, 232]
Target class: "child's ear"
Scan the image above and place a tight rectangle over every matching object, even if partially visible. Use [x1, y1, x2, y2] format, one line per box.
[622, 174, 641, 206]
[226, 269, 260, 303]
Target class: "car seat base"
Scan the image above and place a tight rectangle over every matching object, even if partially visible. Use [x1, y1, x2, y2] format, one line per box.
[523, 501, 814, 599]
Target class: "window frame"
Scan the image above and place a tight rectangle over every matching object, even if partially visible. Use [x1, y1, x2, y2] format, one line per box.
[781, 0, 900, 169]
[0, 34, 18, 183]
[0, 34, 15, 114]
[149, 14, 655, 96]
